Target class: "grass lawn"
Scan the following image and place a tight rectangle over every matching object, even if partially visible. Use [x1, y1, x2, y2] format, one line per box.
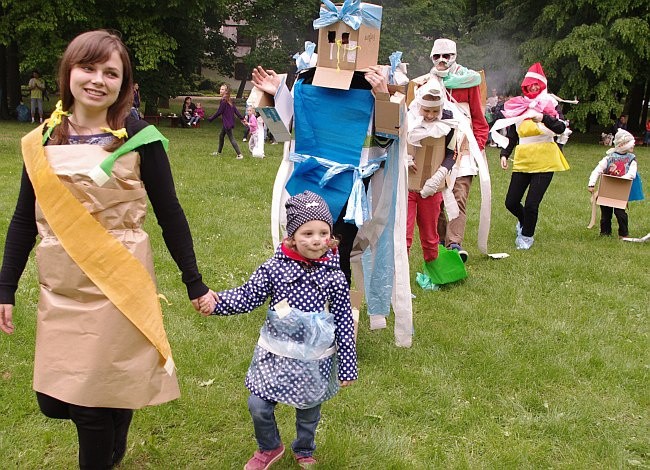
[0, 121, 648, 469]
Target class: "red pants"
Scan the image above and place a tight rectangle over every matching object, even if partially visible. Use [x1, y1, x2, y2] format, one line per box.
[407, 190, 443, 262]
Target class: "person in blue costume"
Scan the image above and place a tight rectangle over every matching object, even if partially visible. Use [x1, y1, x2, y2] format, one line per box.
[200, 191, 357, 470]
[252, 0, 413, 347]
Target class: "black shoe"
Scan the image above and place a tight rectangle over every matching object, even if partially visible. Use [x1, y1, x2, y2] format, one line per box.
[449, 243, 468, 263]
[112, 409, 133, 467]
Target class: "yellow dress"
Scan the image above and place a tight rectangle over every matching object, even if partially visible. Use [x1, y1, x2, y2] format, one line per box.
[512, 119, 569, 173]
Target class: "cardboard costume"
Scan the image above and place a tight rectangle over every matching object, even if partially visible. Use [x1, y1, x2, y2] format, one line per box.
[265, 0, 413, 347]
[21, 125, 179, 409]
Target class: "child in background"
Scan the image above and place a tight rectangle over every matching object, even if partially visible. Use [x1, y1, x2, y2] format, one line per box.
[208, 83, 246, 159]
[246, 107, 259, 154]
[588, 129, 639, 237]
[405, 83, 458, 263]
[200, 191, 357, 470]
[189, 102, 204, 127]
[252, 111, 266, 158]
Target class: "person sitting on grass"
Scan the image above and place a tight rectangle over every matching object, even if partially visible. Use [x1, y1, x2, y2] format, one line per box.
[199, 191, 357, 470]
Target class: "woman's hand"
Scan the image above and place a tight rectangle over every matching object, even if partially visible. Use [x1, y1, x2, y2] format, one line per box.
[500, 156, 509, 170]
[191, 290, 219, 317]
[251, 66, 282, 96]
[0, 304, 15, 334]
[365, 65, 389, 94]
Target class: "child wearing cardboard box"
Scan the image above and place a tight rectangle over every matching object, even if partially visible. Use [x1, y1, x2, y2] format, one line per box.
[198, 191, 357, 470]
[588, 129, 640, 237]
[406, 83, 457, 263]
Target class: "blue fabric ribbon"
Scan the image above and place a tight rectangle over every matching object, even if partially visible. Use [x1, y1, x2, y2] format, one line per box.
[313, 0, 382, 31]
[293, 41, 317, 71]
[289, 152, 385, 227]
[388, 51, 402, 85]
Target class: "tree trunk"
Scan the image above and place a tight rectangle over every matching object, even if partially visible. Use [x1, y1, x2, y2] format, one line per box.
[625, 79, 645, 133]
[7, 41, 22, 112]
[0, 45, 9, 120]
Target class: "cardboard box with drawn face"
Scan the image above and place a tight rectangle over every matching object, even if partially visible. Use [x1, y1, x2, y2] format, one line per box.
[312, 1, 382, 90]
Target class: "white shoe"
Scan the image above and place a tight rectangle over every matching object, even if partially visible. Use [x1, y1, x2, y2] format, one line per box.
[39, 118, 43, 123]
[31, 118, 35, 123]
[242, 138, 247, 142]
[236, 154, 244, 160]
[211, 151, 221, 156]
[515, 234, 534, 250]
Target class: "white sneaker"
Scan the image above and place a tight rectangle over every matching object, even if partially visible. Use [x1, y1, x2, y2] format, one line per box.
[211, 151, 221, 156]
[39, 118, 43, 123]
[242, 138, 247, 142]
[236, 154, 244, 160]
[31, 118, 35, 123]
[515, 235, 534, 250]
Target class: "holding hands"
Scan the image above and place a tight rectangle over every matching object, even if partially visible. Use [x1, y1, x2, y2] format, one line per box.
[191, 290, 219, 316]
[0, 304, 14, 334]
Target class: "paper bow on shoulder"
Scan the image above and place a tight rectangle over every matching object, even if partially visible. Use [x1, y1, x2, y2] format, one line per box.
[293, 41, 318, 71]
[388, 51, 402, 85]
[313, 0, 382, 30]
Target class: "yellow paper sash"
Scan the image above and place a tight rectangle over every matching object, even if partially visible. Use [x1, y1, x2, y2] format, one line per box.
[22, 125, 174, 375]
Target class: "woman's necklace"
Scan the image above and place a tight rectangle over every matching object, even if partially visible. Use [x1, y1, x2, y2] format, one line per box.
[68, 118, 108, 136]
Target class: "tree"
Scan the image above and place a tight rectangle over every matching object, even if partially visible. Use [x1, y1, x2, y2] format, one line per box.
[466, 0, 650, 132]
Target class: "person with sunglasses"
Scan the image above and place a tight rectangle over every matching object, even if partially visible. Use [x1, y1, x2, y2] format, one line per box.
[424, 38, 489, 263]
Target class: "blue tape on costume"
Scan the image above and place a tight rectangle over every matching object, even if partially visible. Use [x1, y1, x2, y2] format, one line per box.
[286, 79, 374, 219]
[362, 140, 400, 315]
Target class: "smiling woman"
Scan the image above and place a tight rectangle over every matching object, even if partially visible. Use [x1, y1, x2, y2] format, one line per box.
[0, 29, 215, 469]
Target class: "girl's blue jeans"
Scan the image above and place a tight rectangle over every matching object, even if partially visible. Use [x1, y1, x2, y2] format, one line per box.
[247, 394, 321, 457]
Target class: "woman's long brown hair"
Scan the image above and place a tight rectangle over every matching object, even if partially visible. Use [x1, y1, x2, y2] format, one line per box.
[50, 30, 133, 147]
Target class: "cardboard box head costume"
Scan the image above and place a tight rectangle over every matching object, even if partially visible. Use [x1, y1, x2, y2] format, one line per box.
[312, 0, 382, 90]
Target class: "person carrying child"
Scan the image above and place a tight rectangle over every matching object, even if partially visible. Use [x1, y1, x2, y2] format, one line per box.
[199, 191, 357, 470]
[0, 30, 214, 469]
[406, 82, 457, 264]
[588, 128, 641, 237]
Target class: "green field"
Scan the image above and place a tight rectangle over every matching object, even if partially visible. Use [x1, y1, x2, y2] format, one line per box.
[0, 121, 648, 469]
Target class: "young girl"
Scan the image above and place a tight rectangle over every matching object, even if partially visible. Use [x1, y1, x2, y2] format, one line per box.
[208, 83, 246, 159]
[0, 30, 214, 468]
[200, 191, 357, 469]
[190, 102, 204, 127]
[588, 129, 641, 237]
[406, 83, 458, 263]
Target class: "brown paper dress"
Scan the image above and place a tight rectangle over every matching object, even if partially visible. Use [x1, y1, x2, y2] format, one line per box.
[32, 143, 180, 409]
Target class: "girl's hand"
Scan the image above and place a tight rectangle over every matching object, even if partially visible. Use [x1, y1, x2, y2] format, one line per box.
[191, 290, 219, 316]
[0, 304, 15, 334]
[339, 380, 355, 387]
[251, 66, 282, 96]
[500, 156, 509, 170]
[587, 186, 595, 193]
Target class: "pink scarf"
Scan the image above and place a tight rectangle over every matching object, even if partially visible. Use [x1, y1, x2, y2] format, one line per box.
[502, 95, 558, 119]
